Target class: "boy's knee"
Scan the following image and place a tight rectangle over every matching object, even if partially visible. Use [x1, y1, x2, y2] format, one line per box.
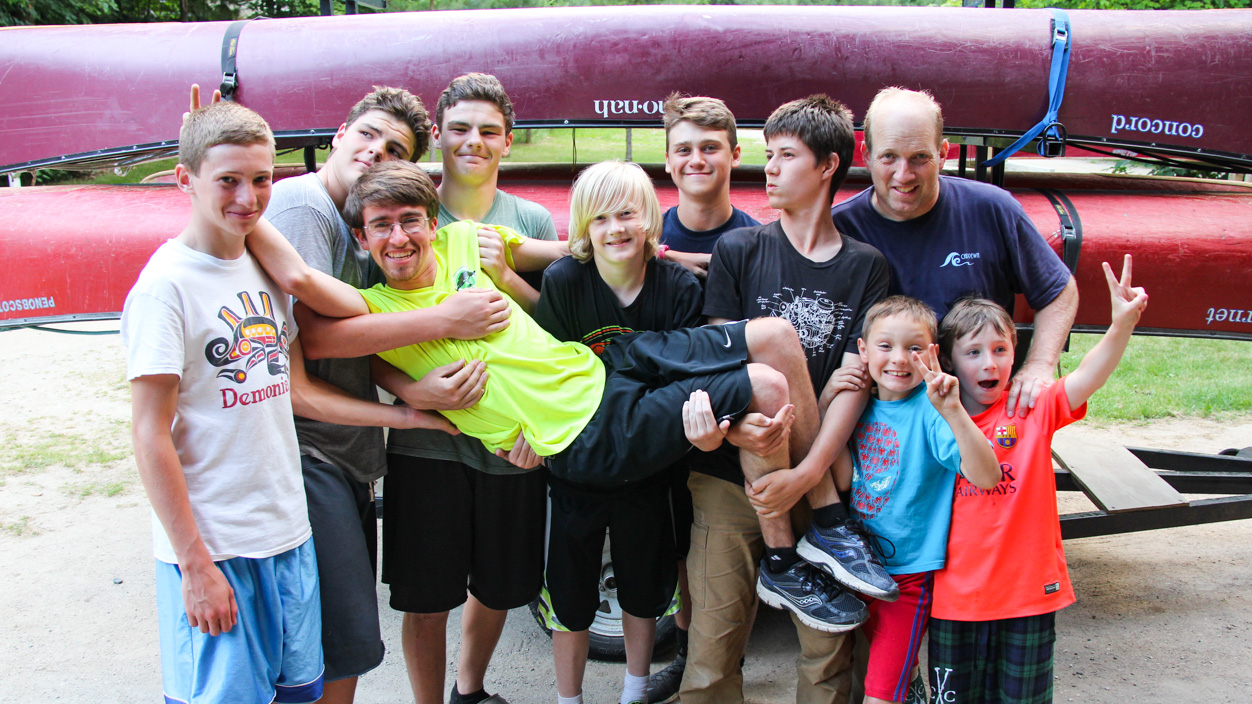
[746, 363, 789, 412]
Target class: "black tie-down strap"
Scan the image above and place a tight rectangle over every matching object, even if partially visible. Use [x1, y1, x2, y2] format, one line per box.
[219, 20, 253, 101]
[1038, 188, 1082, 275]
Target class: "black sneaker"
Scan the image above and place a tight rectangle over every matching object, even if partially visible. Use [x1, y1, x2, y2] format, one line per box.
[756, 558, 868, 633]
[644, 635, 685, 703]
[797, 518, 899, 601]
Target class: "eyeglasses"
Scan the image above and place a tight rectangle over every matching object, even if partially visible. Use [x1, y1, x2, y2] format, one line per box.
[364, 216, 430, 239]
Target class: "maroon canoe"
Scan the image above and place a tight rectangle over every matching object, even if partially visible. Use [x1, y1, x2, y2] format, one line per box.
[2, 7, 1251, 173]
[4, 169, 1250, 341]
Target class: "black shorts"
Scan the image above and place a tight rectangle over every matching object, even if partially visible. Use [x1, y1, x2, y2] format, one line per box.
[548, 321, 754, 486]
[545, 474, 678, 631]
[301, 456, 385, 681]
[380, 455, 546, 613]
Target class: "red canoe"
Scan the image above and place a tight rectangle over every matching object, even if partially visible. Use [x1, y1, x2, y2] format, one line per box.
[3, 7, 1251, 173]
[4, 169, 1250, 341]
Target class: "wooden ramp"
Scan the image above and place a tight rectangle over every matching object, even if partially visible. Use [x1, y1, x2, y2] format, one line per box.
[1053, 435, 1188, 514]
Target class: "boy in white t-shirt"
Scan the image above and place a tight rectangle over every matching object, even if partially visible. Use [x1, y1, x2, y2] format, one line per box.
[122, 102, 439, 704]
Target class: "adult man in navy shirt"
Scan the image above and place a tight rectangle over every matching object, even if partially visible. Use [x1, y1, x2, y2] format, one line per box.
[832, 87, 1078, 417]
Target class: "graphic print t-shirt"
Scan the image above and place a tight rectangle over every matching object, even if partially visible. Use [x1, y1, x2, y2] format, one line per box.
[850, 385, 963, 575]
[704, 220, 889, 396]
[932, 379, 1086, 621]
[122, 240, 309, 564]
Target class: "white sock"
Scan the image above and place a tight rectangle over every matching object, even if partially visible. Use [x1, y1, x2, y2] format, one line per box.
[621, 671, 648, 704]
[557, 694, 583, 704]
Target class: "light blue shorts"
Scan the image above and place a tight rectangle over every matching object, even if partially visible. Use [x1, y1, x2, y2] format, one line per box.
[156, 539, 324, 704]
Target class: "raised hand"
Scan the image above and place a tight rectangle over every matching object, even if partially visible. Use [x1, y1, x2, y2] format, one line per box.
[911, 343, 961, 415]
[1103, 253, 1149, 328]
[477, 226, 510, 281]
[682, 389, 731, 452]
[184, 83, 223, 123]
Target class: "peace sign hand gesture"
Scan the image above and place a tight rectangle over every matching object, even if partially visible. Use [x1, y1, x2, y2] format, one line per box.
[911, 343, 962, 416]
[1103, 254, 1149, 329]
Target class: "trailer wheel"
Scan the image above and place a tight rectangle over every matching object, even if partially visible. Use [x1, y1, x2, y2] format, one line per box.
[528, 535, 678, 661]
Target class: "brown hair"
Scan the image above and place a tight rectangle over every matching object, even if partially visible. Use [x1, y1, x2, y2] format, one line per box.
[343, 161, 440, 229]
[435, 73, 515, 135]
[343, 86, 432, 161]
[862, 87, 945, 155]
[568, 161, 662, 263]
[863, 295, 938, 344]
[662, 93, 738, 150]
[179, 101, 274, 175]
[763, 94, 855, 205]
[938, 297, 1017, 360]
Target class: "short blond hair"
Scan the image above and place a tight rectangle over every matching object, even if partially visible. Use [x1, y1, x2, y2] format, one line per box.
[863, 87, 945, 154]
[663, 93, 738, 150]
[863, 295, 938, 344]
[179, 101, 274, 175]
[568, 161, 662, 264]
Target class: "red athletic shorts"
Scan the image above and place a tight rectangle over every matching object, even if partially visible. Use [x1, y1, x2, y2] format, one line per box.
[863, 571, 933, 702]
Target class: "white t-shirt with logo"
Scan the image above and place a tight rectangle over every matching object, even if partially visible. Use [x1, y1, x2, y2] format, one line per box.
[122, 240, 309, 564]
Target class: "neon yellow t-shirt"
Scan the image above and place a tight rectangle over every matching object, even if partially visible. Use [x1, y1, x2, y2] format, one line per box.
[360, 221, 605, 456]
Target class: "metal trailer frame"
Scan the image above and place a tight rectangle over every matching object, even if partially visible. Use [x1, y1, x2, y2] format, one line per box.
[1058, 448, 1252, 539]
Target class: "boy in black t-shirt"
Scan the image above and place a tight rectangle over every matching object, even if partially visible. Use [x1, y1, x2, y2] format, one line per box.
[684, 96, 895, 704]
[532, 160, 751, 704]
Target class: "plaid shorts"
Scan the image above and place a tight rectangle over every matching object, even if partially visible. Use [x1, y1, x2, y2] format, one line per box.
[927, 612, 1057, 704]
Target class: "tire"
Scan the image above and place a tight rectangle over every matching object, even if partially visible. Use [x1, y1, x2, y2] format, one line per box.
[528, 532, 679, 662]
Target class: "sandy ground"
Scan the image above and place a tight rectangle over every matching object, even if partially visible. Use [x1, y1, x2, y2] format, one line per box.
[1, 325, 1250, 703]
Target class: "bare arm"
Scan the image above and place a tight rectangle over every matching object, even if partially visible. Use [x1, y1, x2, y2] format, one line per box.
[912, 345, 1000, 489]
[509, 237, 570, 272]
[1064, 255, 1148, 411]
[478, 227, 540, 314]
[295, 291, 510, 360]
[746, 352, 869, 516]
[246, 218, 369, 318]
[288, 339, 454, 432]
[666, 250, 712, 280]
[1008, 275, 1079, 418]
[131, 374, 237, 637]
[370, 355, 487, 412]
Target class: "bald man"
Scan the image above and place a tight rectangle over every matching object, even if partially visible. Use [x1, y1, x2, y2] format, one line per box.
[832, 87, 1078, 418]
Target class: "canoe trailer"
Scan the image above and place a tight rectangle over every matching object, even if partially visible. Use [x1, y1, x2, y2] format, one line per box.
[1, 6, 1249, 539]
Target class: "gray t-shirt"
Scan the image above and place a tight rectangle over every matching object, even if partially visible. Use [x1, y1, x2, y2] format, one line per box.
[388, 189, 558, 474]
[267, 172, 387, 482]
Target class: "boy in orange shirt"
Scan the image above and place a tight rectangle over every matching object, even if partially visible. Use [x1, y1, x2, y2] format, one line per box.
[930, 255, 1149, 704]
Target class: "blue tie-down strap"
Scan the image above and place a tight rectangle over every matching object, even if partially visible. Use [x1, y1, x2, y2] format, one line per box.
[983, 9, 1071, 167]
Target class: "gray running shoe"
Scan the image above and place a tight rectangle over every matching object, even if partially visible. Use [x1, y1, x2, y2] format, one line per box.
[756, 558, 868, 633]
[797, 518, 900, 601]
[644, 636, 685, 703]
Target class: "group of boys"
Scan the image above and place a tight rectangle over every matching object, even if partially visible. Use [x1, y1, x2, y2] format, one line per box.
[123, 71, 1146, 704]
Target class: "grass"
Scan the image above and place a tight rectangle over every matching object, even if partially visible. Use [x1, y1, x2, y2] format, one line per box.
[0, 431, 131, 476]
[4, 516, 33, 537]
[1059, 334, 1252, 422]
[56, 127, 769, 185]
[71, 480, 130, 499]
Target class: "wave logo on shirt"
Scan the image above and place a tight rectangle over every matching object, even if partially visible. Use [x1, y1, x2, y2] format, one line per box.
[455, 267, 477, 291]
[582, 325, 635, 356]
[204, 291, 290, 384]
[995, 424, 1018, 449]
[941, 251, 980, 268]
[851, 421, 901, 519]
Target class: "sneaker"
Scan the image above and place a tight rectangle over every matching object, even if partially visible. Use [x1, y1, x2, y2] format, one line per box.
[644, 650, 685, 703]
[797, 518, 899, 601]
[756, 558, 868, 633]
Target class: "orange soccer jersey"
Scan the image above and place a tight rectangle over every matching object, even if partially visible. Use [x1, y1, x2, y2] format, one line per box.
[931, 378, 1087, 621]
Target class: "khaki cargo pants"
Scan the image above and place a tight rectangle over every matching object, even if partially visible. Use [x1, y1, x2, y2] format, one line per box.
[680, 471, 853, 704]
